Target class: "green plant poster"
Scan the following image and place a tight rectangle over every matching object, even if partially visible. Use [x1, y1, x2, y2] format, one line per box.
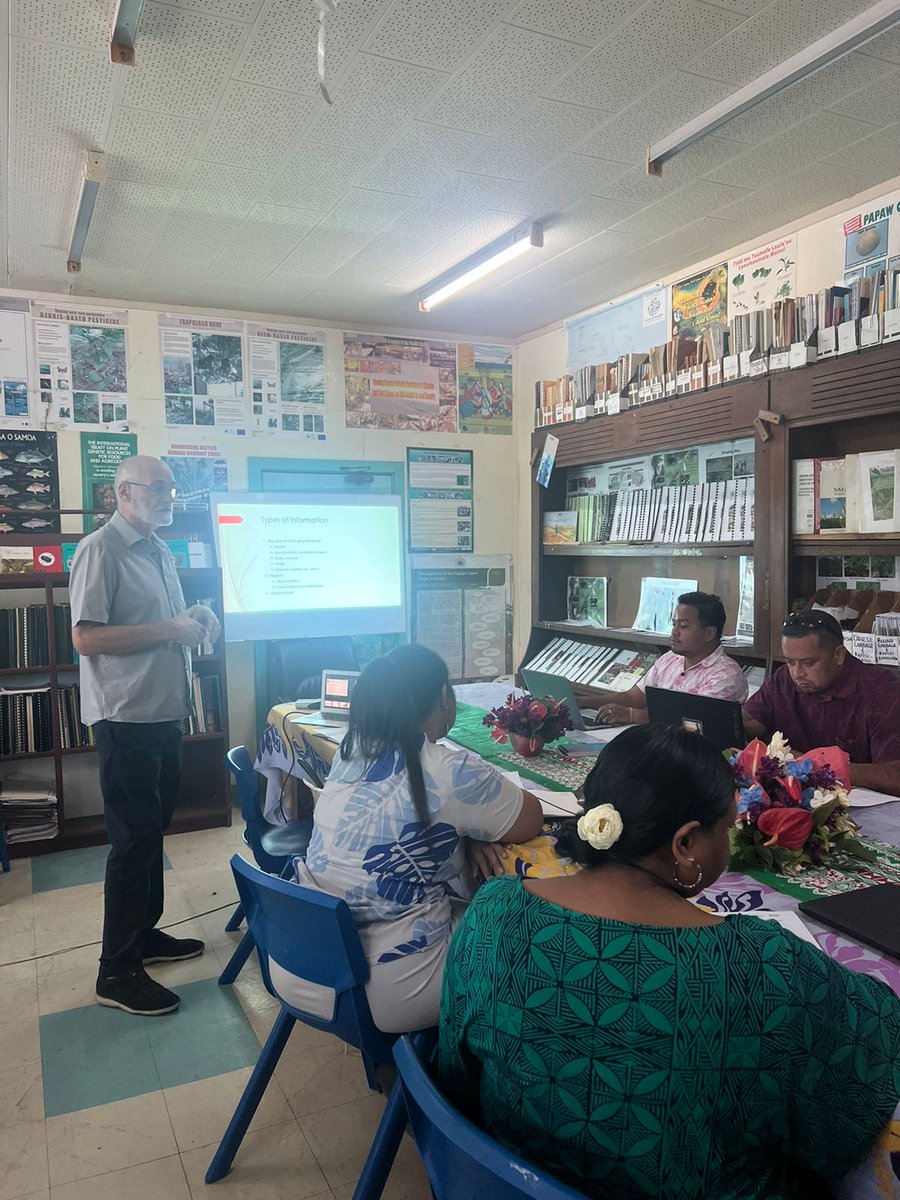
[31, 303, 130, 431]
[160, 314, 246, 432]
[80, 431, 137, 532]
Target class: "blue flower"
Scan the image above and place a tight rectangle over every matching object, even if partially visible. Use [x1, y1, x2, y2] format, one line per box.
[801, 787, 815, 808]
[785, 758, 813, 781]
[737, 784, 763, 814]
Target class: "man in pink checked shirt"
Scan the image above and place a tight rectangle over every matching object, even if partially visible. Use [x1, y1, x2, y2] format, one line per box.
[595, 592, 748, 725]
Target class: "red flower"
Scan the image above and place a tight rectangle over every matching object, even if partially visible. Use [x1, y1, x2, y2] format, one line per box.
[757, 807, 814, 851]
[735, 739, 766, 782]
[529, 701, 548, 719]
[780, 774, 803, 805]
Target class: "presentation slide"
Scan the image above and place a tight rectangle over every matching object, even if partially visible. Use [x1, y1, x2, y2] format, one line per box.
[210, 492, 406, 641]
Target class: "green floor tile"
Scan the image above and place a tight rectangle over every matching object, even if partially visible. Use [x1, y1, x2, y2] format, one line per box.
[40, 977, 259, 1117]
[31, 843, 172, 893]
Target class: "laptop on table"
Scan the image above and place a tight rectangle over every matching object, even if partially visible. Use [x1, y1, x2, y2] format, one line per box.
[521, 668, 600, 732]
[645, 686, 743, 752]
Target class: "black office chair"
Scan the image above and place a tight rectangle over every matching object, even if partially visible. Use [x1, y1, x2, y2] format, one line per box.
[266, 636, 358, 702]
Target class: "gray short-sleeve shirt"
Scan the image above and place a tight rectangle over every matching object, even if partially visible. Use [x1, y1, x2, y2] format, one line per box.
[69, 511, 192, 725]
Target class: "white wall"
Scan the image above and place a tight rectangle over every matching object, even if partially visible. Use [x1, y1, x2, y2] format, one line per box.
[0, 290, 518, 754]
[512, 171, 900, 652]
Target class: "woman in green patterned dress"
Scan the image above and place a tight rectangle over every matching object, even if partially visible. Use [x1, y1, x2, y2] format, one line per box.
[439, 724, 900, 1199]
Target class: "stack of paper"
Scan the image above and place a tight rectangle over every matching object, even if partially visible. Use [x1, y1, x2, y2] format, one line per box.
[0, 776, 58, 843]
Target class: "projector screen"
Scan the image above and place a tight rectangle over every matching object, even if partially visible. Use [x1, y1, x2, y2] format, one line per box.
[209, 491, 406, 641]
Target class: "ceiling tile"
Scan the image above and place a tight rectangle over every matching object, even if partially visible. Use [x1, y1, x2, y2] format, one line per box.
[363, 0, 519, 70]
[553, 154, 632, 198]
[83, 181, 176, 270]
[461, 99, 613, 181]
[712, 161, 873, 228]
[201, 84, 322, 172]
[267, 143, 371, 210]
[822, 121, 900, 175]
[107, 109, 206, 188]
[139, 215, 244, 280]
[358, 124, 491, 197]
[9, 129, 84, 250]
[11, 0, 114, 47]
[612, 181, 750, 238]
[861, 27, 900, 64]
[827, 67, 900, 124]
[10, 40, 118, 141]
[310, 54, 450, 151]
[421, 24, 589, 134]
[277, 229, 370, 279]
[206, 204, 323, 285]
[236, 0, 393, 94]
[75, 270, 143, 302]
[509, 0, 647, 46]
[499, 226, 647, 292]
[549, 1, 742, 114]
[168, 0, 264, 20]
[179, 161, 263, 220]
[450, 171, 583, 216]
[118, 3, 248, 119]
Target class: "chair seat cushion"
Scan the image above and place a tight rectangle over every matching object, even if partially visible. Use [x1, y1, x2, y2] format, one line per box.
[260, 820, 313, 860]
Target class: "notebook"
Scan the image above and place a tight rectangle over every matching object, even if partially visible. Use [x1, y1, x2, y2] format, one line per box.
[798, 884, 900, 958]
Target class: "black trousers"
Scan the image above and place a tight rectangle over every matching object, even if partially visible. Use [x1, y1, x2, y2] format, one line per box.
[93, 719, 183, 977]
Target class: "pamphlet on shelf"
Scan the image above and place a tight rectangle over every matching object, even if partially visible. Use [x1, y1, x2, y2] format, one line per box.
[749, 355, 768, 378]
[574, 404, 589, 421]
[664, 374, 677, 397]
[707, 360, 722, 387]
[738, 350, 752, 376]
[675, 368, 691, 395]
[860, 314, 881, 348]
[788, 340, 817, 368]
[723, 354, 739, 381]
[837, 320, 858, 355]
[858, 449, 900, 532]
[817, 326, 837, 357]
[607, 394, 621, 415]
[792, 459, 815, 534]
[884, 308, 900, 342]
[769, 348, 790, 372]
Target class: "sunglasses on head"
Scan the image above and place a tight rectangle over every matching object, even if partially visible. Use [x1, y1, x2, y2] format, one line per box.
[782, 611, 842, 635]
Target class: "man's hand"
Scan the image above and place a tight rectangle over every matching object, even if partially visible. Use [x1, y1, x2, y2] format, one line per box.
[597, 703, 631, 725]
[465, 839, 508, 885]
[186, 604, 221, 645]
[168, 611, 207, 648]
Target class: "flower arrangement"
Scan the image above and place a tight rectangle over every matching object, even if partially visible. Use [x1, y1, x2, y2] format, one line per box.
[729, 733, 874, 875]
[482, 692, 574, 754]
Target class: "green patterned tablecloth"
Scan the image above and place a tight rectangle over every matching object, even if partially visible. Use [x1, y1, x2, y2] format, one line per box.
[746, 838, 900, 901]
[448, 703, 590, 793]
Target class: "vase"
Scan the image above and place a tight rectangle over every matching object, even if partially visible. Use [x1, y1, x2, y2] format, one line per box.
[509, 733, 544, 758]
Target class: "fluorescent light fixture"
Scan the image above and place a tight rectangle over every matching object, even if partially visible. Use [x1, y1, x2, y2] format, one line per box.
[647, 0, 900, 175]
[66, 152, 105, 274]
[419, 222, 543, 312]
[110, 0, 146, 65]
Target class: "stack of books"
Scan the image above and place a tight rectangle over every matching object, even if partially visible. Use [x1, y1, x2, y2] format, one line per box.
[793, 452, 900, 535]
[524, 637, 659, 691]
[0, 776, 58, 844]
[185, 674, 224, 735]
[53, 603, 76, 664]
[0, 606, 50, 668]
[0, 685, 53, 754]
[57, 683, 92, 748]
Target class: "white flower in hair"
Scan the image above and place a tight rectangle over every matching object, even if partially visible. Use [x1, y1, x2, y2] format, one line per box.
[576, 803, 623, 851]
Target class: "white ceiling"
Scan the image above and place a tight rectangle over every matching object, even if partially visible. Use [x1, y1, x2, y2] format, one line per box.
[6, 0, 900, 338]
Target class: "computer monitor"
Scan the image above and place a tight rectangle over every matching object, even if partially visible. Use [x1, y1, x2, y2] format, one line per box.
[644, 686, 744, 752]
[320, 670, 359, 722]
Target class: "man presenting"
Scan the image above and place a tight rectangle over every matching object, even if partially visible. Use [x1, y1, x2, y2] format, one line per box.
[596, 591, 748, 724]
[70, 455, 221, 1015]
[744, 610, 900, 796]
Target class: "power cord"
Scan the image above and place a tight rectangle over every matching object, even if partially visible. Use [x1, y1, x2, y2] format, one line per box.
[0, 900, 237, 969]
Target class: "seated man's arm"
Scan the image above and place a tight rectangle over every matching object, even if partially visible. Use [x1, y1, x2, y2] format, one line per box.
[743, 716, 769, 740]
[594, 683, 647, 725]
[849, 683, 900, 796]
[847, 760, 900, 796]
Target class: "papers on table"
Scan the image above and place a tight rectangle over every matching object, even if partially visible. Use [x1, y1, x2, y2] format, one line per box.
[575, 724, 632, 744]
[495, 769, 582, 818]
[847, 787, 899, 807]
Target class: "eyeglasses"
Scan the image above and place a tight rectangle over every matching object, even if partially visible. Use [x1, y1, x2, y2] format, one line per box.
[782, 611, 842, 634]
[123, 480, 177, 499]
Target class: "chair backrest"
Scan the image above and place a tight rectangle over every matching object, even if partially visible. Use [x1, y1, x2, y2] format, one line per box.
[230, 854, 396, 1066]
[393, 1035, 587, 1200]
[267, 636, 358, 703]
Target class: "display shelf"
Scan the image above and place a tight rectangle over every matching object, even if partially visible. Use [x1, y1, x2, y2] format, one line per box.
[0, 665, 52, 677]
[792, 535, 900, 557]
[0, 749, 55, 762]
[543, 541, 752, 558]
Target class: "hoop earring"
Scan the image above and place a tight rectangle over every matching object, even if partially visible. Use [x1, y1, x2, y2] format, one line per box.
[673, 858, 703, 890]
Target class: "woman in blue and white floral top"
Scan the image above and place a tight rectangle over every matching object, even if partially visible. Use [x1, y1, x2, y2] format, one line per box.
[286, 645, 542, 1032]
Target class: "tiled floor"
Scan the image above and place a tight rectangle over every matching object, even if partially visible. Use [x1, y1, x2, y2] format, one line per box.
[0, 823, 430, 1200]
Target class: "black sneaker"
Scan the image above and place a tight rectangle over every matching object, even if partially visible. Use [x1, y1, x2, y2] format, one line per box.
[142, 928, 205, 965]
[96, 968, 181, 1016]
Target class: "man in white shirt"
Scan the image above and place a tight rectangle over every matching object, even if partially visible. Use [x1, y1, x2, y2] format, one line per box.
[595, 591, 748, 725]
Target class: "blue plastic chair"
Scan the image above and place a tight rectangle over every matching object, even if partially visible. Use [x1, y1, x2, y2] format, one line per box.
[219, 747, 313, 983]
[205, 854, 400, 1184]
[360, 1033, 587, 1200]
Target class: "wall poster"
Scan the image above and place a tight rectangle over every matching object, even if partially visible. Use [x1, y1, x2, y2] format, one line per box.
[0, 298, 32, 428]
[411, 554, 511, 682]
[160, 314, 245, 432]
[162, 442, 229, 508]
[343, 332, 458, 432]
[457, 343, 512, 435]
[407, 448, 473, 553]
[839, 187, 900, 284]
[246, 323, 326, 439]
[31, 302, 129, 430]
[80, 432, 138, 532]
[671, 263, 728, 340]
[0, 430, 60, 534]
[727, 236, 797, 318]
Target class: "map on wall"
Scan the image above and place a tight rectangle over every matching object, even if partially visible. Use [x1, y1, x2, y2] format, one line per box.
[457, 343, 512, 436]
[160, 314, 245, 433]
[565, 286, 668, 371]
[343, 332, 458, 432]
[31, 302, 129, 431]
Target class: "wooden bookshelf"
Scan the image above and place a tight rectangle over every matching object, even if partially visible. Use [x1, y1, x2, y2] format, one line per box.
[528, 341, 900, 690]
[0, 509, 231, 858]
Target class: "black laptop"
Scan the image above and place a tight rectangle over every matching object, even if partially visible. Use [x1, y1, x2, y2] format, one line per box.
[645, 686, 744, 752]
[799, 884, 900, 958]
